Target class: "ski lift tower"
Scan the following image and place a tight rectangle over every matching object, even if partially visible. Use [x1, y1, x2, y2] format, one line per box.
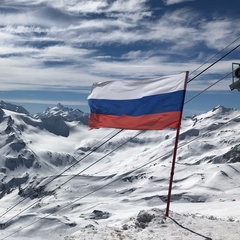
[229, 63, 240, 91]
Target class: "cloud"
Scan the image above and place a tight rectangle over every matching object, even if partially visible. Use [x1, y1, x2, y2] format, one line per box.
[50, 0, 109, 14]
[200, 19, 240, 50]
[164, 0, 195, 5]
[109, 0, 148, 12]
[0, 0, 239, 97]
[0, 5, 75, 27]
[4, 98, 87, 106]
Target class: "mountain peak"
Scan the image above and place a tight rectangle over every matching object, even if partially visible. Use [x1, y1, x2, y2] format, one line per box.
[0, 100, 29, 115]
[56, 102, 64, 109]
[34, 103, 89, 124]
[212, 105, 232, 113]
[210, 105, 237, 117]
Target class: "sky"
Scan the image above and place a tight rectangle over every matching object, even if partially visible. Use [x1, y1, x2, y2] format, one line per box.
[0, 0, 240, 117]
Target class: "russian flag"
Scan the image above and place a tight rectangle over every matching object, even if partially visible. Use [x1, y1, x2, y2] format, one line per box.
[88, 72, 187, 130]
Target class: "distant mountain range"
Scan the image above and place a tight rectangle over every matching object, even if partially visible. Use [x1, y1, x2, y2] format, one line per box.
[34, 103, 89, 123]
[0, 100, 89, 125]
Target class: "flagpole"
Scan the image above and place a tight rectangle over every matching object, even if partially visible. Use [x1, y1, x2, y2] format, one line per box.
[165, 71, 189, 217]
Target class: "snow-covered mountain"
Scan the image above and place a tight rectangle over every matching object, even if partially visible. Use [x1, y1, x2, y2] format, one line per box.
[0, 103, 239, 240]
[0, 100, 29, 115]
[34, 103, 89, 124]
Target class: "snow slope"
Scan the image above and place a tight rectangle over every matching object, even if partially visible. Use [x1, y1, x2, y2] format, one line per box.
[0, 104, 239, 239]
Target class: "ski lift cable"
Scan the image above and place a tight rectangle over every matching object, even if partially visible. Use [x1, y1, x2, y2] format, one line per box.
[0, 130, 143, 228]
[188, 43, 240, 83]
[189, 36, 240, 77]
[53, 131, 144, 191]
[0, 128, 123, 219]
[185, 71, 233, 104]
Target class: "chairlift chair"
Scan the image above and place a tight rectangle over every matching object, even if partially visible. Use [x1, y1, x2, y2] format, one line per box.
[229, 63, 240, 91]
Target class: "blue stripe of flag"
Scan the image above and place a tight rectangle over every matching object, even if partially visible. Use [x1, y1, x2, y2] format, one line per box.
[88, 90, 185, 117]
